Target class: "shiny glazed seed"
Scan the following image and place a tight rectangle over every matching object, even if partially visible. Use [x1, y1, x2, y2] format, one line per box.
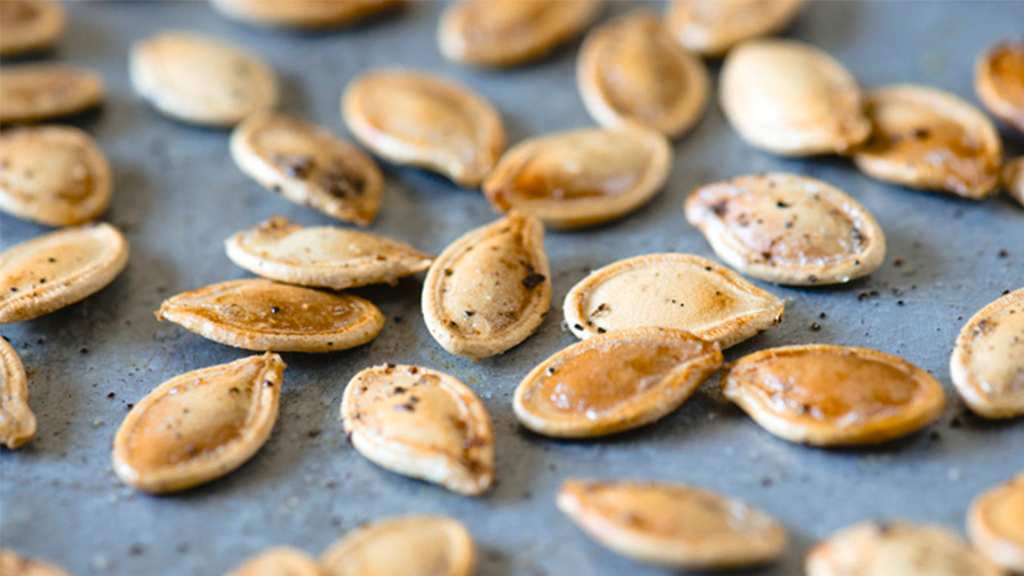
[665, 0, 806, 57]
[224, 547, 323, 576]
[0, 0, 66, 57]
[968, 474, 1024, 573]
[975, 39, 1024, 135]
[320, 516, 475, 576]
[0, 551, 72, 576]
[211, 0, 405, 29]
[0, 337, 36, 450]
[950, 288, 1024, 418]
[0, 64, 105, 124]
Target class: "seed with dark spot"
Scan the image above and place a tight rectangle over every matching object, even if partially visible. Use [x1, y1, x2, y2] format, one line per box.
[596, 327, 607, 334]
[522, 273, 546, 289]
[270, 306, 280, 314]
[262, 380, 274, 388]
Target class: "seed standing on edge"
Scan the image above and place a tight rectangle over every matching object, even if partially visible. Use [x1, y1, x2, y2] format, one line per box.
[665, 0, 806, 57]
[0, 64, 105, 124]
[0, 550, 73, 576]
[967, 474, 1024, 573]
[975, 39, 1024, 135]
[1002, 156, 1024, 208]
[211, 0, 406, 29]
[0, 337, 36, 450]
[223, 547, 322, 576]
[0, 0, 66, 57]
[319, 515, 475, 576]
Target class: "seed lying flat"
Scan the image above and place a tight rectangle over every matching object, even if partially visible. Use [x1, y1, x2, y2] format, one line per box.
[720, 39, 870, 156]
[724, 345, 945, 446]
[577, 11, 709, 139]
[685, 173, 886, 286]
[0, 64, 105, 124]
[0, 551, 72, 576]
[112, 353, 285, 493]
[482, 126, 670, 229]
[950, 288, 1024, 419]
[231, 112, 384, 226]
[1004, 156, 1024, 208]
[211, 0, 405, 29]
[224, 547, 322, 576]
[130, 31, 278, 127]
[341, 364, 494, 495]
[514, 327, 721, 438]
[422, 212, 550, 359]
[0, 223, 129, 324]
[968, 474, 1024, 573]
[0, 337, 36, 450]
[806, 520, 1005, 576]
[0, 126, 112, 227]
[558, 479, 787, 570]
[665, 0, 806, 57]
[225, 216, 432, 290]
[342, 69, 505, 188]
[563, 253, 783, 348]
[438, 0, 601, 68]
[975, 39, 1024, 135]
[853, 85, 1002, 199]
[0, 0, 66, 57]
[320, 516, 475, 576]
[157, 279, 384, 353]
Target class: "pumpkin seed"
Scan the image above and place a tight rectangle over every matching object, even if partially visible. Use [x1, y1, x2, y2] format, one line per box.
[720, 39, 870, 156]
[514, 327, 721, 438]
[852, 84, 1002, 199]
[320, 515, 474, 576]
[0, 0, 65, 57]
[224, 547, 322, 576]
[806, 520, 1005, 576]
[0, 337, 36, 450]
[0, 64, 105, 124]
[577, 11, 709, 139]
[557, 479, 787, 570]
[563, 253, 783, 348]
[0, 551, 72, 576]
[112, 353, 285, 493]
[968, 474, 1024, 573]
[225, 216, 432, 290]
[342, 69, 505, 187]
[231, 112, 384, 226]
[211, 0, 405, 29]
[422, 212, 550, 359]
[438, 0, 601, 68]
[975, 39, 1024, 135]
[685, 173, 886, 286]
[1004, 156, 1024, 208]
[950, 288, 1024, 419]
[0, 222, 129, 324]
[665, 0, 806, 57]
[723, 344, 945, 446]
[157, 279, 384, 353]
[341, 364, 494, 495]
[482, 126, 671, 228]
[130, 31, 278, 127]
[0, 126, 112, 227]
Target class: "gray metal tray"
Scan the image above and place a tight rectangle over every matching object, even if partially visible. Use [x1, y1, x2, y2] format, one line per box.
[2, 1, 1023, 574]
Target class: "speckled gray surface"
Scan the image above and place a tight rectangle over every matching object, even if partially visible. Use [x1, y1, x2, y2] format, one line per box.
[2, 1, 1023, 574]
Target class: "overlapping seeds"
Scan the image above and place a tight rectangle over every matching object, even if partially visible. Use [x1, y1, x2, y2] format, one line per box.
[211, 0, 405, 29]
[665, 0, 806, 57]
[950, 288, 1024, 418]
[0, 337, 36, 450]
[319, 516, 475, 576]
[975, 39, 1024, 135]
[0, 64, 105, 124]
[968, 474, 1024, 573]
[0, 0, 66, 57]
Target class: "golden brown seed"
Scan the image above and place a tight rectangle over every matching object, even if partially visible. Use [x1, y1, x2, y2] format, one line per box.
[968, 474, 1024, 573]
[0, 0, 66, 57]
[685, 173, 886, 286]
[723, 345, 946, 446]
[482, 126, 671, 228]
[563, 253, 784, 348]
[975, 39, 1024, 135]
[0, 64, 105, 124]
[665, 0, 806, 57]
[156, 279, 385, 353]
[950, 288, 1024, 419]
[513, 327, 722, 438]
[422, 212, 550, 359]
[320, 516, 475, 576]
[223, 547, 323, 576]
[577, 10, 709, 139]
[853, 84, 1002, 199]
[342, 69, 505, 188]
[341, 364, 494, 495]
[0, 337, 36, 450]
[557, 479, 787, 570]
[0, 551, 73, 576]
[1004, 156, 1024, 208]
[211, 0, 405, 29]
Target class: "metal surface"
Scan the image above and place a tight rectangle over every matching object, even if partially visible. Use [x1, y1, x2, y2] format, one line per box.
[2, 1, 1023, 574]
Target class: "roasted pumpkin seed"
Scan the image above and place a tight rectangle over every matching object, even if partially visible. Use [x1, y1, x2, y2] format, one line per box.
[225, 216, 432, 290]
[320, 516, 474, 576]
[0, 0, 66, 57]
[557, 479, 787, 570]
[720, 39, 870, 156]
[157, 279, 384, 353]
[0, 551, 72, 576]
[665, 0, 806, 57]
[968, 474, 1024, 573]
[852, 84, 1002, 199]
[0, 64, 105, 124]
[685, 173, 886, 285]
[0, 337, 36, 450]
[342, 69, 505, 188]
[0, 223, 129, 324]
[1004, 156, 1024, 208]
[975, 39, 1024, 135]
[950, 288, 1024, 419]
[723, 345, 946, 446]
[577, 11, 709, 139]
[211, 0, 405, 29]
[0, 126, 112, 227]
[422, 212, 550, 359]
[514, 327, 721, 438]
[130, 31, 279, 127]
[231, 112, 384, 226]
[563, 253, 783, 348]
[482, 126, 671, 228]
[341, 364, 494, 495]
[438, 0, 601, 68]
[113, 353, 285, 493]
[224, 547, 322, 576]
[806, 520, 1005, 576]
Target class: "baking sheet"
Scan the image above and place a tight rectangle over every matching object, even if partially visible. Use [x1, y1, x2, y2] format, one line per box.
[2, 1, 1023, 574]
